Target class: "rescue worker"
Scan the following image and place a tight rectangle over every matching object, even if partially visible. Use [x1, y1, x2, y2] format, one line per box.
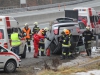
[11, 28, 21, 56]
[22, 23, 32, 52]
[38, 27, 49, 56]
[82, 17, 87, 26]
[60, 29, 71, 60]
[32, 22, 40, 35]
[82, 26, 93, 56]
[33, 31, 46, 58]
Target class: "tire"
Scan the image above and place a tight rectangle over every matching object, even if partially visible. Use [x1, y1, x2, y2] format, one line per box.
[21, 45, 26, 58]
[4, 60, 17, 73]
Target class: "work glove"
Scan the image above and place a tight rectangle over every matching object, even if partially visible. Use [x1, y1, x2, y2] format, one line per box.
[23, 33, 26, 37]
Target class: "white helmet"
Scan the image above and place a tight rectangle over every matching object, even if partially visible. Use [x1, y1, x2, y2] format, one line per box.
[44, 27, 49, 31]
[86, 26, 90, 30]
[34, 22, 38, 25]
[25, 23, 28, 26]
[63, 29, 67, 33]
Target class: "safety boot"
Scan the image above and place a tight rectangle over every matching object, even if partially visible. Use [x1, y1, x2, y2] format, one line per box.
[60, 55, 65, 60]
[68, 55, 75, 59]
[41, 51, 46, 56]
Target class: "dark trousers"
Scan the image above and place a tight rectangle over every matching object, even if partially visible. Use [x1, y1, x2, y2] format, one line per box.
[39, 43, 45, 56]
[26, 39, 31, 52]
[62, 47, 70, 59]
[85, 43, 91, 56]
[12, 46, 19, 56]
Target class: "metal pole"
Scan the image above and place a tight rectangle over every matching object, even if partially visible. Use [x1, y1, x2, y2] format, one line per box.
[20, 0, 21, 8]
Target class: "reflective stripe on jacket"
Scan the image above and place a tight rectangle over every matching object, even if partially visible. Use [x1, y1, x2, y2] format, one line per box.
[22, 28, 31, 39]
[11, 33, 21, 46]
[62, 35, 70, 47]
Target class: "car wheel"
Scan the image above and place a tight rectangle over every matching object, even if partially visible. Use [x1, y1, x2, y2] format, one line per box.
[4, 60, 17, 73]
[21, 45, 26, 58]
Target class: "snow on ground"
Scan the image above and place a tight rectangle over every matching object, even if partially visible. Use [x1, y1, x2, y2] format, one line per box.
[75, 70, 100, 75]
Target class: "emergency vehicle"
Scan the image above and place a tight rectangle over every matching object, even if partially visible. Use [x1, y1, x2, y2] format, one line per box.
[0, 16, 27, 58]
[0, 46, 21, 73]
[73, 7, 100, 34]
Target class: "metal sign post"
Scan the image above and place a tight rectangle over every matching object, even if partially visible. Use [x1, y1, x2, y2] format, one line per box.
[20, 0, 27, 8]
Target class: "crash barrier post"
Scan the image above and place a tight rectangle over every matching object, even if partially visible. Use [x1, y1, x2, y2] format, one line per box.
[64, 4, 66, 10]
[46, 48, 50, 56]
[58, 4, 60, 11]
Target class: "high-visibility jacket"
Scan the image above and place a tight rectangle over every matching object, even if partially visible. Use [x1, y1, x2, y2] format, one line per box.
[22, 28, 31, 39]
[82, 30, 93, 44]
[11, 33, 21, 46]
[62, 35, 70, 47]
[38, 29, 46, 44]
[32, 26, 40, 34]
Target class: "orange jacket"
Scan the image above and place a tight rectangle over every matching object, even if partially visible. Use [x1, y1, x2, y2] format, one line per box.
[38, 29, 44, 36]
[22, 28, 31, 39]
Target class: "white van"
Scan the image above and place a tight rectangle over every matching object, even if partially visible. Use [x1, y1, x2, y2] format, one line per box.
[73, 7, 100, 34]
[0, 16, 27, 58]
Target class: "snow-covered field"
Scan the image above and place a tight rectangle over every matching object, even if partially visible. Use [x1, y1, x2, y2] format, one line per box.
[75, 70, 100, 75]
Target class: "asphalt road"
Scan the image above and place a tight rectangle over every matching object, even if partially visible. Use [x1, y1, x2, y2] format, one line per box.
[2, 0, 100, 17]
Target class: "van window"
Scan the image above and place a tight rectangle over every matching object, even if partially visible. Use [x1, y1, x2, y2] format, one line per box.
[0, 46, 8, 52]
[7, 28, 22, 39]
[79, 22, 86, 29]
[0, 29, 4, 39]
[79, 16, 87, 21]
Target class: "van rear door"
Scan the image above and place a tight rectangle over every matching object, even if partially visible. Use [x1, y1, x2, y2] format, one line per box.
[0, 28, 9, 49]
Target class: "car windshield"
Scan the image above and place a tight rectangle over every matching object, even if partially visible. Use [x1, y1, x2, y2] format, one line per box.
[0, 29, 4, 39]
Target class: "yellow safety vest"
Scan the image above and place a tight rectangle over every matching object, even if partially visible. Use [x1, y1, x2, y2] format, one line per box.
[11, 33, 21, 46]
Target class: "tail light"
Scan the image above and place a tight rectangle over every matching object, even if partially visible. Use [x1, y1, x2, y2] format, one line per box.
[4, 43, 8, 49]
[76, 27, 80, 33]
[53, 29, 58, 35]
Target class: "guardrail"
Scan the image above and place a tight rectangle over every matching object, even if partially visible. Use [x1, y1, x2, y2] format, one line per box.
[0, 0, 93, 15]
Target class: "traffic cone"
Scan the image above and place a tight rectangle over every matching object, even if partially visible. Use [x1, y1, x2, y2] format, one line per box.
[46, 48, 50, 56]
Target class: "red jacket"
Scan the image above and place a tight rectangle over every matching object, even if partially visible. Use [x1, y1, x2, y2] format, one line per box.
[82, 19, 87, 26]
[33, 33, 44, 45]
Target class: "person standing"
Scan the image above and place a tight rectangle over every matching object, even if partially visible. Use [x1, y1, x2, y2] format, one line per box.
[82, 17, 87, 26]
[32, 22, 40, 35]
[60, 29, 71, 60]
[22, 23, 32, 52]
[33, 31, 45, 58]
[82, 26, 93, 56]
[11, 28, 21, 56]
[38, 27, 49, 56]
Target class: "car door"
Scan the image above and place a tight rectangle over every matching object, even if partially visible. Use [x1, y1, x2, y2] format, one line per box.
[0, 46, 8, 68]
[18, 28, 26, 54]
[17, 28, 24, 54]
